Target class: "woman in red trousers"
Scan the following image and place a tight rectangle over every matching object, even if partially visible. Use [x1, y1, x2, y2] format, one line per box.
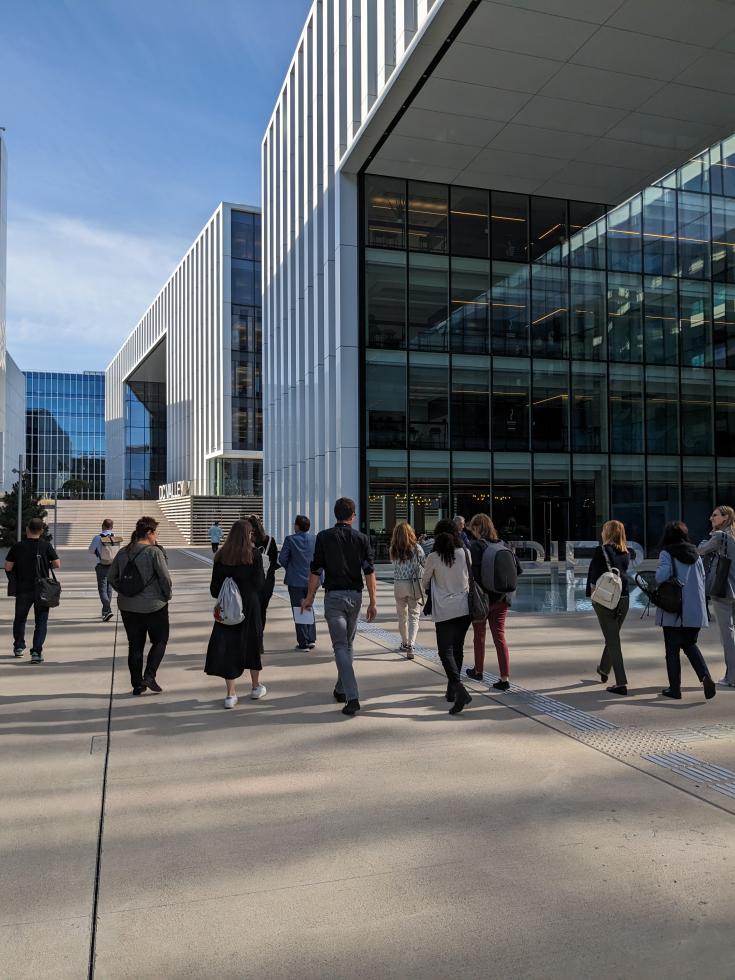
[465, 514, 512, 691]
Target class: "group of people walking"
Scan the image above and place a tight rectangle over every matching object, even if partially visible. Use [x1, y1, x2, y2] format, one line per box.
[9, 499, 735, 716]
[586, 509, 735, 700]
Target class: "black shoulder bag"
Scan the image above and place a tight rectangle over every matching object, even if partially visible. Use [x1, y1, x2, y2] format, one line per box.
[34, 548, 62, 608]
[707, 533, 732, 599]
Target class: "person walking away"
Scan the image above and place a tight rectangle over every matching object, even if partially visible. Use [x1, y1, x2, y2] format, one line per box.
[422, 519, 473, 714]
[5, 517, 60, 663]
[108, 517, 173, 696]
[453, 515, 471, 547]
[279, 514, 317, 650]
[698, 505, 735, 688]
[248, 515, 279, 626]
[206, 519, 266, 707]
[465, 514, 516, 690]
[208, 520, 223, 554]
[88, 518, 120, 622]
[586, 520, 633, 696]
[301, 497, 377, 716]
[390, 522, 425, 659]
[655, 521, 715, 701]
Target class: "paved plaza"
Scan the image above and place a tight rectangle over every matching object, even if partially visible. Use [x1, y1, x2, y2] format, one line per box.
[2, 550, 735, 978]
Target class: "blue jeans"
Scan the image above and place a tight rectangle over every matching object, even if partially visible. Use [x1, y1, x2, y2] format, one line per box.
[95, 563, 113, 616]
[324, 590, 361, 702]
[13, 592, 50, 654]
[288, 585, 316, 647]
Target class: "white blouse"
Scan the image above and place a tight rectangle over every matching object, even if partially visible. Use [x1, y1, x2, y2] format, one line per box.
[422, 548, 470, 623]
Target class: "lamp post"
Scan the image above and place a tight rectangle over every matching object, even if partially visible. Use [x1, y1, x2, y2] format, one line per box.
[11, 454, 29, 543]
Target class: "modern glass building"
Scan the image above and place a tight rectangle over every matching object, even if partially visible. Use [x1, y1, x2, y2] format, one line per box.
[106, 203, 262, 500]
[25, 371, 105, 498]
[363, 137, 735, 556]
[263, 0, 735, 549]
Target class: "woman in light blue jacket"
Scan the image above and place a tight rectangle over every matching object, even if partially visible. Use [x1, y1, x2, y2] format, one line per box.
[655, 521, 715, 701]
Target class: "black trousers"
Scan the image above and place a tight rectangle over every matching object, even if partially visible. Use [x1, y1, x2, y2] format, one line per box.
[13, 592, 50, 654]
[663, 626, 710, 692]
[120, 606, 170, 688]
[435, 615, 472, 692]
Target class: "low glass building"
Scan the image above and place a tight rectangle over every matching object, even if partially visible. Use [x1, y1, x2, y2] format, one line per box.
[25, 371, 105, 498]
[363, 137, 735, 558]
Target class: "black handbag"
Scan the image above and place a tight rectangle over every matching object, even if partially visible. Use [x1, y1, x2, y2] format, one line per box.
[708, 534, 732, 599]
[464, 548, 490, 624]
[34, 553, 61, 608]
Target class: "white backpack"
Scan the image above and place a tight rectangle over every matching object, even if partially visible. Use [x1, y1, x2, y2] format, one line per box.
[214, 577, 245, 626]
[258, 535, 272, 577]
[98, 535, 116, 566]
[591, 546, 623, 610]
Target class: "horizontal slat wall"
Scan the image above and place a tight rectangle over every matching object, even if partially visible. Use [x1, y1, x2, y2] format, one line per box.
[158, 495, 264, 545]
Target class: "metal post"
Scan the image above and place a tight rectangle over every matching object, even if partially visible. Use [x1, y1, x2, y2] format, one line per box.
[53, 484, 58, 544]
[16, 454, 22, 542]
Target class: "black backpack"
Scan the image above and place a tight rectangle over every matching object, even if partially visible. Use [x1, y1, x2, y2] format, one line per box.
[115, 548, 154, 598]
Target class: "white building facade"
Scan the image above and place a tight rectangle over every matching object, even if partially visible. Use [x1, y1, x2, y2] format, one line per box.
[106, 202, 262, 501]
[262, 0, 735, 546]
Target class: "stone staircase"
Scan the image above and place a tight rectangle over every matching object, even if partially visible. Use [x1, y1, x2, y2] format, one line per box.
[49, 500, 189, 549]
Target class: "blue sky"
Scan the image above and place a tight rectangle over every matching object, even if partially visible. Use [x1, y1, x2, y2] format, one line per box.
[1, 0, 311, 371]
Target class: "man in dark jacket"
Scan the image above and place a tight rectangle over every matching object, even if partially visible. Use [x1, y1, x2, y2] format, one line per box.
[279, 514, 317, 650]
[5, 517, 61, 663]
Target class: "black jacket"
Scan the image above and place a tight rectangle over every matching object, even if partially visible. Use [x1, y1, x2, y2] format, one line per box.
[586, 544, 632, 597]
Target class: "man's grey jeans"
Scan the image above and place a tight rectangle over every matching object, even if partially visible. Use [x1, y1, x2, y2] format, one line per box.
[95, 563, 113, 617]
[324, 590, 362, 702]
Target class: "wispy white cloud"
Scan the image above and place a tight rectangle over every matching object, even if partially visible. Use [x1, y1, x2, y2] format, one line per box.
[6, 209, 188, 371]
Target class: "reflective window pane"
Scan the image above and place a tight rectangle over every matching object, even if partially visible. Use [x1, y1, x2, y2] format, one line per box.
[531, 265, 568, 357]
[231, 210, 255, 260]
[609, 363, 644, 453]
[450, 186, 489, 258]
[366, 174, 406, 249]
[530, 196, 567, 264]
[572, 361, 607, 453]
[532, 359, 569, 452]
[409, 451, 449, 534]
[491, 192, 528, 262]
[570, 269, 606, 360]
[453, 452, 492, 519]
[680, 280, 712, 367]
[452, 355, 490, 450]
[607, 196, 642, 273]
[647, 457, 681, 554]
[715, 369, 735, 457]
[712, 196, 735, 283]
[643, 187, 677, 277]
[493, 453, 531, 540]
[409, 353, 448, 450]
[491, 261, 529, 356]
[568, 202, 606, 270]
[678, 191, 710, 280]
[450, 257, 489, 354]
[611, 455, 646, 547]
[365, 350, 406, 449]
[608, 273, 643, 362]
[367, 450, 408, 559]
[645, 365, 679, 454]
[408, 181, 448, 253]
[681, 368, 714, 455]
[408, 253, 448, 351]
[365, 248, 406, 349]
[713, 283, 735, 368]
[533, 453, 570, 555]
[572, 454, 609, 541]
[492, 357, 530, 451]
[683, 457, 715, 536]
[644, 276, 679, 364]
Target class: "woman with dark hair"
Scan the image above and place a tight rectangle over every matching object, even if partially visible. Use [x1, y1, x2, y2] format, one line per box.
[247, 514, 279, 626]
[465, 513, 513, 690]
[655, 521, 715, 701]
[206, 519, 266, 708]
[108, 516, 172, 696]
[421, 519, 473, 714]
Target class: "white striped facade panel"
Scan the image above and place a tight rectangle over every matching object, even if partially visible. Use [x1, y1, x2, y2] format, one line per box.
[262, 0, 439, 539]
[106, 204, 255, 499]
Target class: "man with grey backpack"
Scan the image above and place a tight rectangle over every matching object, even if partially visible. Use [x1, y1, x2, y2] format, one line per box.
[586, 520, 633, 697]
[88, 519, 121, 622]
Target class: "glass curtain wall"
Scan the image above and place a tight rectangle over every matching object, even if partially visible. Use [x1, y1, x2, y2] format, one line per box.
[363, 139, 735, 556]
[124, 381, 166, 500]
[25, 372, 106, 499]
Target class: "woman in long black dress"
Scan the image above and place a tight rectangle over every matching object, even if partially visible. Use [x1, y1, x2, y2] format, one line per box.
[247, 514, 279, 626]
[206, 519, 266, 708]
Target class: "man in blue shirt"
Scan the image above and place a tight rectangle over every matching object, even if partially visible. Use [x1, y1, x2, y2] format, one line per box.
[208, 521, 223, 553]
[279, 514, 317, 649]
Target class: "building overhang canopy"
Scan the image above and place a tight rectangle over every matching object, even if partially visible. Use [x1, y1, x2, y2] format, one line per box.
[352, 0, 735, 204]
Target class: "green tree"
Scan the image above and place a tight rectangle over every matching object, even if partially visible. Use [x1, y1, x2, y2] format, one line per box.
[60, 478, 92, 499]
[0, 480, 49, 546]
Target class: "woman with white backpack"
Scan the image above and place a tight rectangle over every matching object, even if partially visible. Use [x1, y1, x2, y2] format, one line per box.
[586, 520, 633, 697]
[205, 519, 266, 708]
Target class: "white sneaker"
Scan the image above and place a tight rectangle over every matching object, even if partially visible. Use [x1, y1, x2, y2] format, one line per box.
[224, 695, 238, 709]
[251, 684, 267, 700]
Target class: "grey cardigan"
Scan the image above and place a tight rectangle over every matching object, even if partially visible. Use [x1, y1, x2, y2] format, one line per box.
[698, 530, 735, 599]
[108, 543, 172, 613]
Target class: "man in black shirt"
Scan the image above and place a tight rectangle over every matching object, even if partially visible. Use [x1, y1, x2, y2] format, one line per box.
[302, 497, 377, 716]
[5, 517, 61, 663]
